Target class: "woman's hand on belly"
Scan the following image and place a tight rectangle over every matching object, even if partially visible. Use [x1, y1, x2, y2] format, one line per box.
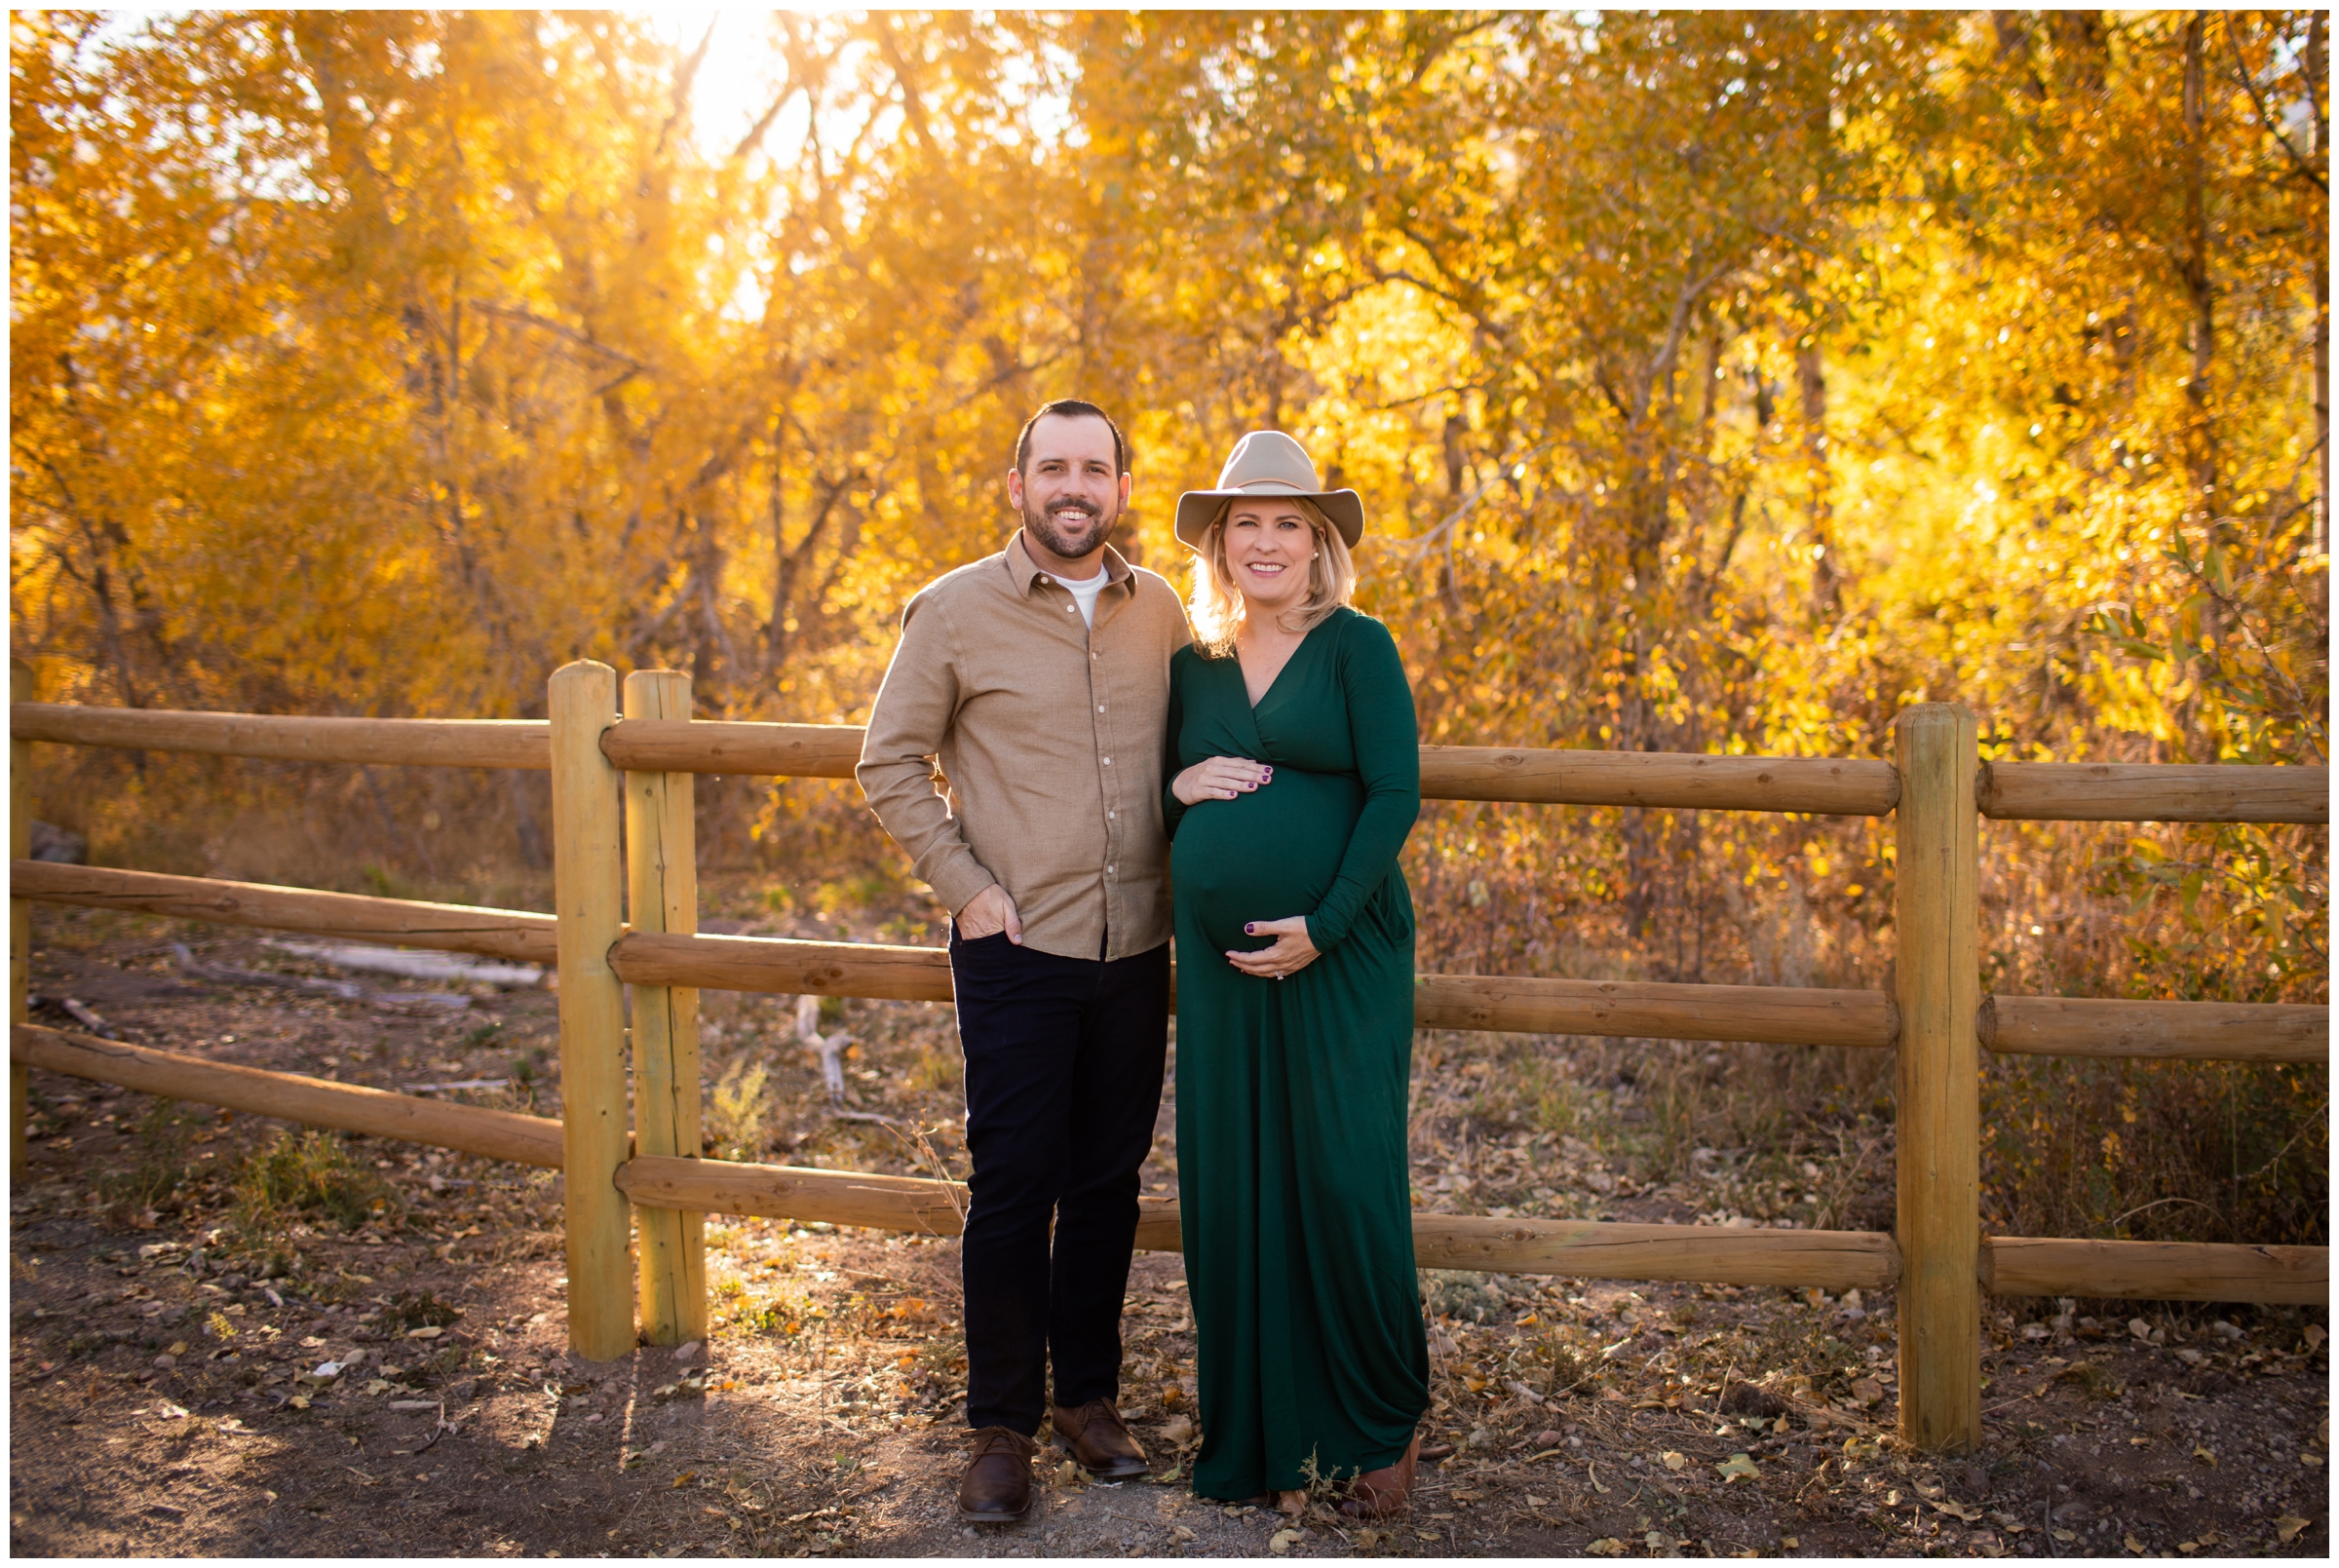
[1172, 754, 1273, 805]
[1226, 915, 1320, 979]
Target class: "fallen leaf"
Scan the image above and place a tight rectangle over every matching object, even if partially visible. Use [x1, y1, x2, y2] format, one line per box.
[404, 1325, 442, 1340]
[2274, 1516, 2309, 1544]
[2128, 1319, 2153, 1341]
[1588, 1540, 1626, 1557]
[1661, 1450, 1690, 1472]
[2051, 1530, 2076, 1544]
[299, 1336, 328, 1349]
[2128, 1436, 2150, 1447]
[1171, 1526, 1195, 1542]
[1587, 1462, 1611, 1494]
[389, 1399, 439, 1412]
[1161, 1414, 1196, 1446]
[1781, 1538, 1799, 1549]
[2124, 1534, 2145, 1553]
[2193, 1446, 2216, 1467]
[1715, 1453, 1759, 1484]
[1849, 1376, 1885, 1407]
[363, 1378, 392, 1396]
[2305, 1324, 2326, 1354]
[671, 1472, 696, 1488]
[1934, 1501, 1983, 1522]
[1525, 1494, 1548, 1508]
[1268, 1528, 1302, 1554]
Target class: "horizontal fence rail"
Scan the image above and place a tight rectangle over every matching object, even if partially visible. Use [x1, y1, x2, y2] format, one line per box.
[11, 703, 551, 770]
[13, 860, 556, 964]
[19, 703, 2325, 823]
[1982, 994, 2329, 1064]
[1978, 760, 2330, 824]
[14, 1024, 2321, 1307]
[14, 861, 2324, 1061]
[1980, 1237, 2328, 1306]
[13, 1024, 564, 1168]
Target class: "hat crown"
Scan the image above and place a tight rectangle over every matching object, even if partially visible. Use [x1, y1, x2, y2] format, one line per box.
[1215, 430, 1321, 495]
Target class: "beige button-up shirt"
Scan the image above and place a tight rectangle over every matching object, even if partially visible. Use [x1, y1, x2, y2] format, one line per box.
[857, 532, 1191, 963]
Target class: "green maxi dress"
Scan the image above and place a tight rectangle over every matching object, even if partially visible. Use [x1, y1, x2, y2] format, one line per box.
[1163, 605, 1429, 1499]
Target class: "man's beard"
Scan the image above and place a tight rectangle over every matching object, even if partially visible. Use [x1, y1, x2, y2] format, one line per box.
[1020, 495, 1117, 560]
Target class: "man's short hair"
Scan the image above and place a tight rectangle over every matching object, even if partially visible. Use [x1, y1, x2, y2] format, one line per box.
[1015, 399, 1128, 477]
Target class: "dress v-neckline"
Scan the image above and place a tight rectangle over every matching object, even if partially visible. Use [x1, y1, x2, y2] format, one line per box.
[1238, 618, 1322, 712]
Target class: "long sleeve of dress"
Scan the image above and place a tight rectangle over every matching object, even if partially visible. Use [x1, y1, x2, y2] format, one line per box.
[1161, 674, 1190, 841]
[1305, 618, 1420, 950]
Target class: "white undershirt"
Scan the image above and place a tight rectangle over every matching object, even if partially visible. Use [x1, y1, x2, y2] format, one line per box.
[1057, 567, 1109, 629]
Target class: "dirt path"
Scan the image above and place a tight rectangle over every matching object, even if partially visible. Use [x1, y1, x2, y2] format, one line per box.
[9, 904, 2329, 1557]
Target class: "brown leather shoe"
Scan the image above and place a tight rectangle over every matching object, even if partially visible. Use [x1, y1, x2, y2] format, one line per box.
[1339, 1432, 1423, 1518]
[958, 1426, 1037, 1523]
[1051, 1397, 1150, 1478]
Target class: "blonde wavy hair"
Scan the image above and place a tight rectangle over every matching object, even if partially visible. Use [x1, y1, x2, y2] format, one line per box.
[1187, 495, 1358, 656]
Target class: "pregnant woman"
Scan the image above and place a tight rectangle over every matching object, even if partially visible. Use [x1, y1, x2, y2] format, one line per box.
[1163, 431, 1428, 1516]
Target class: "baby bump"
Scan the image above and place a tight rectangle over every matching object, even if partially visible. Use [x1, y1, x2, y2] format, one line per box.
[1171, 768, 1361, 953]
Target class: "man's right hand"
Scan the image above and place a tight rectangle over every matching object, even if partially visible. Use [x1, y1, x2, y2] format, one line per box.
[956, 883, 1024, 944]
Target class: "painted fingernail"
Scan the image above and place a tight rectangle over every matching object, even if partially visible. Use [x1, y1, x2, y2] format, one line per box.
[1244, 924, 1254, 934]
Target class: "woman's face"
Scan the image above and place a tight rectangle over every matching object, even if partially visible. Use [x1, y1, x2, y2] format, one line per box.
[1223, 500, 1318, 619]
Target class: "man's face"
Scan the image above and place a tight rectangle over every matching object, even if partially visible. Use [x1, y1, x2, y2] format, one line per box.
[1007, 413, 1129, 561]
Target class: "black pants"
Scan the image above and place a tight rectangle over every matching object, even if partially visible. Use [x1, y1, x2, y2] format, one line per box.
[950, 926, 1170, 1436]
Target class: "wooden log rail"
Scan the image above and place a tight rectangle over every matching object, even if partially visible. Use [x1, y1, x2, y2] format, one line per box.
[12, 1023, 564, 1167]
[18, 703, 2325, 822]
[12, 861, 2326, 1061]
[11, 860, 556, 964]
[11, 1024, 2323, 1307]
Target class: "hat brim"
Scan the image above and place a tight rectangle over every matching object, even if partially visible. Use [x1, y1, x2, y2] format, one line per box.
[1174, 485, 1365, 551]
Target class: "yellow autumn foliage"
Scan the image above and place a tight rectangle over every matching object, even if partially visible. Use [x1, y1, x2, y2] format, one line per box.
[11, 11, 2326, 1244]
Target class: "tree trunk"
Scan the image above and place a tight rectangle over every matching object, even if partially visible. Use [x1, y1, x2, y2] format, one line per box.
[2312, 12, 2330, 579]
[2181, 13, 2218, 525]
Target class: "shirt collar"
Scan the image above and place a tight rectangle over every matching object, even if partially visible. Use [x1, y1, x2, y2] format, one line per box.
[1005, 529, 1135, 598]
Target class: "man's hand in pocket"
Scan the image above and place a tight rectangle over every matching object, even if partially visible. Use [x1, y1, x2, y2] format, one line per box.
[956, 884, 1024, 944]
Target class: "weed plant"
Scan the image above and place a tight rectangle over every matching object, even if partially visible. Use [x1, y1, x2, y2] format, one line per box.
[233, 1128, 397, 1236]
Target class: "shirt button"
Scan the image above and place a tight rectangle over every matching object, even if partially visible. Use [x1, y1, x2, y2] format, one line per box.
[1102, 757, 1111, 765]
[1108, 810, 1117, 818]
[1096, 705, 1104, 713]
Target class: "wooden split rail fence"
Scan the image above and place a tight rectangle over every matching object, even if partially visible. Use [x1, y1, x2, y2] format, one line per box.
[8, 661, 2329, 1451]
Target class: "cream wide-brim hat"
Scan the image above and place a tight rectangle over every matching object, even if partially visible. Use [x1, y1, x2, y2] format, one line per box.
[1173, 430, 1364, 551]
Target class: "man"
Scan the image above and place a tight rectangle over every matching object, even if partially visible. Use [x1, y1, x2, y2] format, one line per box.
[857, 399, 1190, 1523]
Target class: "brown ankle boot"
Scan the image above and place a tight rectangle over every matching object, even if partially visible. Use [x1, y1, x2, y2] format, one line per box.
[1050, 1397, 1150, 1478]
[1339, 1432, 1423, 1518]
[958, 1426, 1037, 1523]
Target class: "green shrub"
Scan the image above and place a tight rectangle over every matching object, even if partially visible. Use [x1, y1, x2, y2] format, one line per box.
[234, 1128, 396, 1233]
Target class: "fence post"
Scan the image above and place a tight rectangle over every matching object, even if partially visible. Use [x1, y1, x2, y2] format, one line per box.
[623, 669, 706, 1346]
[549, 660, 635, 1360]
[1893, 703, 1982, 1450]
[12, 659, 33, 1181]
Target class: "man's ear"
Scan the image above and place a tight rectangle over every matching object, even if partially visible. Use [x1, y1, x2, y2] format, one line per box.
[1118, 471, 1132, 508]
[1006, 466, 1026, 510]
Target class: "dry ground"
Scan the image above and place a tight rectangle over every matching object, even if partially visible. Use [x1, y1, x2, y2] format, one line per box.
[9, 900, 2330, 1558]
